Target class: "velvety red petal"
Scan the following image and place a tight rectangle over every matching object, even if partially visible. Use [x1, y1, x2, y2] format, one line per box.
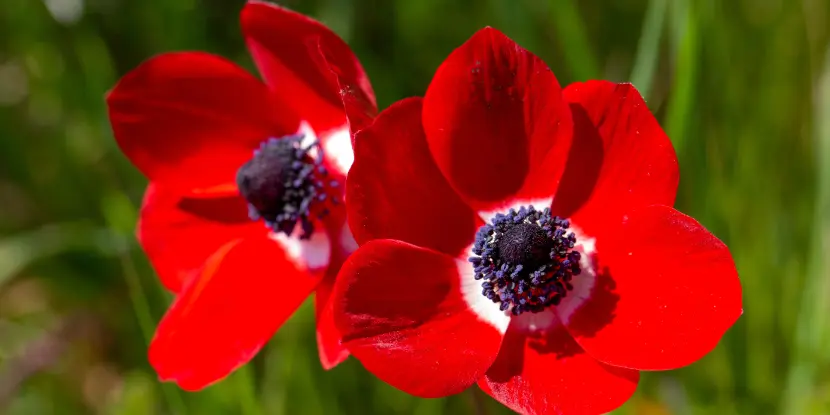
[480, 316, 639, 415]
[347, 98, 482, 257]
[339, 79, 378, 138]
[241, 1, 376, 134]
[311, 208, 354, 369]
[315, 270, 349, 369]
[422, 27, 572, 212]
[137, 183, 265, 293]
[107, 52, 295, 194]
[149, 236, 318, 391]
[332, 239, 504, 398]
[562, 205, 742, 371]
[554, 81, 679, 238]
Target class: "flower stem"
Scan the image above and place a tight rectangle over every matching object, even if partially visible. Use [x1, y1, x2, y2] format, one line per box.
[120, 252, 189, 414]
[235, 364, 262, 415]
[467, 388, 489, 415]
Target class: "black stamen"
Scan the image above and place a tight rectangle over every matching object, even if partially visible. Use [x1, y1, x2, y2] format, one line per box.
[496, 222, 555, 270]
[236, 134, 337, 239]
[469, 205, 582, 315]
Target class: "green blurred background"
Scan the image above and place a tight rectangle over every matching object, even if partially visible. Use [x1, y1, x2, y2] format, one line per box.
[0, 0, 828, 413]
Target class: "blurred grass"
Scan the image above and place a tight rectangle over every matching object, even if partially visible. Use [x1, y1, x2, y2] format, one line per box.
[782, 37, 830, 415]
[629, 0, 667, 99]
[0, 0, 826, 414]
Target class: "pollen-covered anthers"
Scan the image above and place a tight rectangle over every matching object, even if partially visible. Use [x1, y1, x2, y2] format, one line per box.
[468, 205, 582, 316]
[236, 134, 339, 239]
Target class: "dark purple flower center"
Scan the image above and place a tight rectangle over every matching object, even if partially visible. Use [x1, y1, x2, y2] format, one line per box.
[236, 134, 337, 239]
[469, 205, 581, 316]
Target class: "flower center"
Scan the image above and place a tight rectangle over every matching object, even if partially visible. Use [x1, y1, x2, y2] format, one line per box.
[236, 134, 337, 239]
[469, 205, 581, 316]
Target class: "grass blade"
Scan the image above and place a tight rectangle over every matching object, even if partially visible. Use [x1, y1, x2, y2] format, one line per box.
[630, 0, 668, 99]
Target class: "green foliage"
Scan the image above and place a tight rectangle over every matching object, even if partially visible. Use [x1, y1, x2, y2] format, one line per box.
[0, 0, 826, 413]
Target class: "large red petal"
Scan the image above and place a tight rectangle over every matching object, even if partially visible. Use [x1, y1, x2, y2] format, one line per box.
[422, 27, 572, 212]
[554, 81, 679, 238]
[347, 98, 482, 257]
[332, 240, 506, 398]
[107, 52, 295, 194]
[137, 183, 265, 293]
[149, 236, 318, 391]
[241, 1, 376, 134]
[562, 205, 742, 371]
[480, 316, 639, 415]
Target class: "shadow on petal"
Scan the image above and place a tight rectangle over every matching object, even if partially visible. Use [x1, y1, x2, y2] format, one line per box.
[564, 266, 620, 339]
[551, 103, 604, 219]
[177, 195, 251, 224]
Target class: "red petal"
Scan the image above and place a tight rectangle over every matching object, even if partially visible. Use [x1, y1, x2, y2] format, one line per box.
[241, 1, 376, 134]
[332, 240, 506, 398]
[480, 316, 639, 415]
[562, 205, 742, 371]
[149, 236, 318, 391]
[107, 52, 294, 194]
[315, 270, 349, 369]
[314, 215, 357, 369]
[554, 81, 679, 238]
[422, 27, 572, 212]
[339, 80, 378, 138]
[137, 183, 265, 293]
[347, 98, 483, 257]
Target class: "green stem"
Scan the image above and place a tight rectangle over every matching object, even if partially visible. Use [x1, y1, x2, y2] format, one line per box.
[235, 364, 262, 415]
[467, 388, 489, 415]
[121, 252, 189, 415]
[664, 0, 699, 153]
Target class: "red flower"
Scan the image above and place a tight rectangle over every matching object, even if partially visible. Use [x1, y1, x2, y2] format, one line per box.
[106, 1, 376, 390]
[332, 28, 742, 414]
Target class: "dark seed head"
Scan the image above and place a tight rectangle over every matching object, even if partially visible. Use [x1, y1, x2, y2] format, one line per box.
[468, 205, 582, 315]
[236, 135, 337, 239]
[236, 139, 298, 220]
[496, 222, 555, 269]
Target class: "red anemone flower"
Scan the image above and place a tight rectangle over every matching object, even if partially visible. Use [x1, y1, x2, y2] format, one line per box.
[106, 1, 376, 390]
[332, 28, 742, 414]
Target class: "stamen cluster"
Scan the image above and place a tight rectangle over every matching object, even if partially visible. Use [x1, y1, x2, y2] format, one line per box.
[469, 205, 581, 315]
[236, 134, 337, 239]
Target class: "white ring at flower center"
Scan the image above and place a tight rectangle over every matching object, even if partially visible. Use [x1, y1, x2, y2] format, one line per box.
[459, 202, 598, 334]
[270, 225, 331, 272]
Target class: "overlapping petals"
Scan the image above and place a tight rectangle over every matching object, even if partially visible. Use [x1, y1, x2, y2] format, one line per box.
[108, 1, 376, 390]
[333, 240, 506, 398]
[560, 205, 742, 370]
[333, 26, 741, 414]
[137, 183, 265, 293]
[313, 208, 356, 369]
[553, 80, 679, 239]
[315, 269, 349, 369]
[241, 1, 376, 135]
[346, 98, 483, 257]
[480, 317, 639, 415]
[107, 52, 294, 195]
[149, 237, 318, 390]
